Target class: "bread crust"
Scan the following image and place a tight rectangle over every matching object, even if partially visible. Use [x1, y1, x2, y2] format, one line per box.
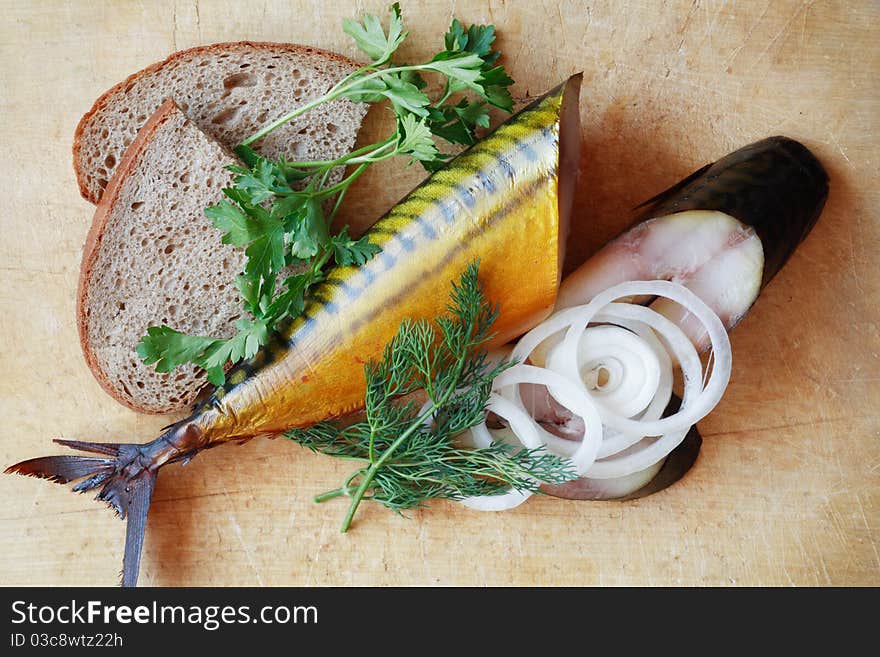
[72, 41, 362, 204]
[76, 98, 182, 414]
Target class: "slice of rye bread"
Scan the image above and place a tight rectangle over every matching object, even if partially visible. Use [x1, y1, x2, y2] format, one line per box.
[78, 99, 255, 414]
[74, 41, 366, 204]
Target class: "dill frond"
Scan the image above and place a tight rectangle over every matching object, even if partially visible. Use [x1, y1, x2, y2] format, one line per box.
[286, 261, 577, 531]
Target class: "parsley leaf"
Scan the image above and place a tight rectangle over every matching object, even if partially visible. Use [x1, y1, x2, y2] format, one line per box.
[340, 75, 388, 104]
[263, 273, 311, 322]
[426, 98, 491, 146]
[241, 208, 285, 288]
[330, 229, 381, 267]
[479, 66, 515, 112]
[204, 200, 251, 246]
[288, 199, 329, 260]
[137, 319, 271, 387]
[429, 52, 486, 95]
[445, 20, 500, 63]
[200, 318, 269, 380]
[227, 159, 287, 204]
[397, 114, 439, 162]
[381, 73, 430, 118]
[137, 326, 220, 375]
[343, 1, 405, 65]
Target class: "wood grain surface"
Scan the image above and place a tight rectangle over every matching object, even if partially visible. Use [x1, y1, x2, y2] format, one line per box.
[1, 0, 877, 586]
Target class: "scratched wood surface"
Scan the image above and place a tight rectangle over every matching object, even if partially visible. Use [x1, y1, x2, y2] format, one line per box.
[1, 0, 877, 586]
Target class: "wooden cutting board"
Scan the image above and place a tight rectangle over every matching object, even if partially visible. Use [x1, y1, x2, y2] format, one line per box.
[1, 0, 877, 586]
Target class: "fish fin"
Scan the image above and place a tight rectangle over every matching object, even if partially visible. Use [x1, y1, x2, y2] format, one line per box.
[6, 440, 157, 587]
[53, 438, 120, 456]
[118, 468, 156, 587]
[6, 453, 115, 484]
[633, 162, 713, 213]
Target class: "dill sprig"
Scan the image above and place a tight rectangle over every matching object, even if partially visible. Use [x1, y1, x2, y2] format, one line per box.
[286, 263, 578, 531]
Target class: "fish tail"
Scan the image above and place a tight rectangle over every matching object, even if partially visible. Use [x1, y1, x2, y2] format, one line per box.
[6, 438, 161, 587]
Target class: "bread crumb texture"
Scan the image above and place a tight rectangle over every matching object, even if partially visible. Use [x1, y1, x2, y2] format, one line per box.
[77, 43, 364, 203]
[84, 108, 245, 413]
[78, 44, 367, 413]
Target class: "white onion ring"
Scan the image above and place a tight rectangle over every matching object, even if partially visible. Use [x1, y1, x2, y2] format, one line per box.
[569, 325, 661, 418]
[555, 282, 731, 435]
[459, 279, 732, 509]
[493, 364, 603, 474]
[591, 316, 673, 458]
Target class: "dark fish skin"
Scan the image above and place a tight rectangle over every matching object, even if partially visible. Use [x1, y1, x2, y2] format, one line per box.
[546, 136, 829, 502]
[638, 136, 829, 286]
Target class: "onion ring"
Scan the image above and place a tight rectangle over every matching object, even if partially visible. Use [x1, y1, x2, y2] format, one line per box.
[460, 279, 732, 509]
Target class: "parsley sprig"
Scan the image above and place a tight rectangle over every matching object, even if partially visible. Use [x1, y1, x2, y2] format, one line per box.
[138, 3, 515, 385]
[287, 263, 577, 531]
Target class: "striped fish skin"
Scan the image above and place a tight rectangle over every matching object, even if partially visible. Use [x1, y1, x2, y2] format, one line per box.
[6, 76, 582, 587]
[159, 74, 581, 459]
